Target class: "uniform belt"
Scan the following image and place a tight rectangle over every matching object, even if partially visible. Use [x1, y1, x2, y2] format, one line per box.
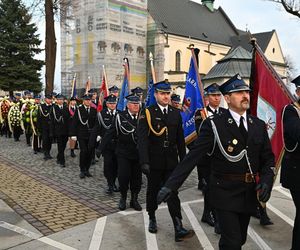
[214, 173, 256, 183]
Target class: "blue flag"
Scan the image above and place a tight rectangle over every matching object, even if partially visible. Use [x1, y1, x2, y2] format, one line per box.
[117, 64, 130, 111]
[71, 74, 77, 98]
[145, 79, 156, 107]
[181, 55, 205, 144]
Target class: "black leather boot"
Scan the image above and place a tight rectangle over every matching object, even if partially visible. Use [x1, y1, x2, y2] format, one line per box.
[130, 193, 142, 211]
[119, 194, 127, 211]
[148, 215, 157, 233]
[172, 217, 195, 242]
[106, 185, 113, 195]
[201, 209, 215, 227]
[259, 206, 273, 226]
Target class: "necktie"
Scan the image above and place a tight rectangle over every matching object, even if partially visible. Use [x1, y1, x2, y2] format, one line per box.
[133, 114, 137, 121]
[239, 116, 248, 141]
[214, 109, 218, 115]
[87, 108, 90, 114]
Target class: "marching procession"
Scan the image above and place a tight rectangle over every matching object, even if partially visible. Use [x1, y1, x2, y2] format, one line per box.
[1, 72, 300, 249]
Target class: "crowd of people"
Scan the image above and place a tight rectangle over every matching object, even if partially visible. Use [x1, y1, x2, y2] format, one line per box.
[0, 73, 299, 249]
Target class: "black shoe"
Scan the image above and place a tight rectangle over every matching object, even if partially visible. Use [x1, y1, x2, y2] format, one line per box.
[201, 211, 215, 227]
[148, 218, 157, 233]
[260, 215, 274, 226]
[85, 172, 93, 177]
[173, 217, 195, 242]
[79, 172, 85, 179]
[119, 196, 126, 210]
[56, 159, 61, 165]
[60, 163, 66, 168]
[106, 186, 113, 194]
[34, 151, 37, 154]
[130, 193, 142, 211]
[214, 222, 221, 234]
[113, 184, 120, 192]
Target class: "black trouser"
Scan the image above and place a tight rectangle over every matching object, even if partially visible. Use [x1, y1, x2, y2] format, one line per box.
[146, 169, 182, 219]
[216, 209, 251, 250]
[13, 126, 22, 140]
[25, 132, 32, 145]
[32, 134, 42, 152]
[290, 190, 300, 250]
[56, 135, 68, 164]
[78, 138, 92, 173]
[117, 156, 141, 196]
[42, 128, 52, 154]
[103, 149, 118, 186]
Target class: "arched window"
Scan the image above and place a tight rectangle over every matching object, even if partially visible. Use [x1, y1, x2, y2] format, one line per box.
[175, 51, 181, 71]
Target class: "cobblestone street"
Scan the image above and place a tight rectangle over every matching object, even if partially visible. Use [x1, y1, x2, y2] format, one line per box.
[0, 135, 198, 236]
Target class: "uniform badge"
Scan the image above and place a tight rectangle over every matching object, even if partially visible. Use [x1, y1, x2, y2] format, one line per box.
[157, 124, 161, 129]
[139, 115, 145, 120]
[249, 117, 253, 124]
[227, 145, 234, 152]
[228, 118, 233, 124]
[232, 139, 238, 145]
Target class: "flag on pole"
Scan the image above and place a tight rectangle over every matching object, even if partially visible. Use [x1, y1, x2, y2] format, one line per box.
[85, 76, 91, 95]
[70, 73, 77, 98]
[97, 66, 109, 112]
[250, 40, 294, 171]
[117, 58, 130, 111]
[145, 79, 156, 107]
[181, 48, 206, 144]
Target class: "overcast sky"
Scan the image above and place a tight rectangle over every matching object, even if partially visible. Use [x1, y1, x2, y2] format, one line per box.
[216, 0, 300, 76]
[33, 0, 300, 90]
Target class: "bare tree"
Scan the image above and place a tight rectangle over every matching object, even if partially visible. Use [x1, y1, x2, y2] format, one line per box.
[26, 0, 71, 94]
[284, 55, 296, 81]
[267, 0, 300, 18]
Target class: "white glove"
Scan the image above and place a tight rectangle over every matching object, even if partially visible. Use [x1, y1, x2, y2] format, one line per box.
[96, 136, 101, 142]
[71, 136, 77, 141]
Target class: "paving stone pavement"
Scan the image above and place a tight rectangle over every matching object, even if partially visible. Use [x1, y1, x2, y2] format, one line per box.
[0, 135, 199, 235]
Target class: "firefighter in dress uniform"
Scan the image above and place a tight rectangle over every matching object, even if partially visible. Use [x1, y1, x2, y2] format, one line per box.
[50, 94, 70, 168]
[137, 81, 194, 242]
[157, 74, 275, 249]
[89, 94, 119, 194]
[281, 75, 300, 250]
[70, 94, 97, 178]
[98, 94, 142, 211]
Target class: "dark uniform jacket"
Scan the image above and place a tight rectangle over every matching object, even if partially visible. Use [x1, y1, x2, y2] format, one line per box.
[165, 109, 275, 213]
[193, 106, 227, 172]
[89, 108, 117, 151]
[281, 103, 300, 190]
[69, 105, 97, 139]
[50, 104, 70, 136]
[137, 104, 186, 170]
[37, 103, 52, 132]
[100, 110, 138, 160]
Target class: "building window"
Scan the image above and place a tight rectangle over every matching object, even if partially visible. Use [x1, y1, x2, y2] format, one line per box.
[175, 51, 181, 71]
[272, 48, 275, 53]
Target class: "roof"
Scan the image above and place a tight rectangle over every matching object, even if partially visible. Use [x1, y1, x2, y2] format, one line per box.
[230, 30, 275, 52]
[203, 46, 252, 80]
[148, 0, 240, 46]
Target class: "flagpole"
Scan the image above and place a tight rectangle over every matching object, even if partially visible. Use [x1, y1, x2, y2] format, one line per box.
[188, 44, 207, 118]
[149, 52, 157, 83]
[71, 73, 76, 97]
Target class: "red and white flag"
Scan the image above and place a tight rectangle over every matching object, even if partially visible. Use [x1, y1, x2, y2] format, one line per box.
[250, 42, 295, 172]
[97, 66, 109, 112]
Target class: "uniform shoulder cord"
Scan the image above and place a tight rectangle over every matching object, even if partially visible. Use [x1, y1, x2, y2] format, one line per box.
[145, 108, 168, 137]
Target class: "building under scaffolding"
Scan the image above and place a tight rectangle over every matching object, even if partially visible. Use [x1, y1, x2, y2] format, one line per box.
[60, 0, 148, 96]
